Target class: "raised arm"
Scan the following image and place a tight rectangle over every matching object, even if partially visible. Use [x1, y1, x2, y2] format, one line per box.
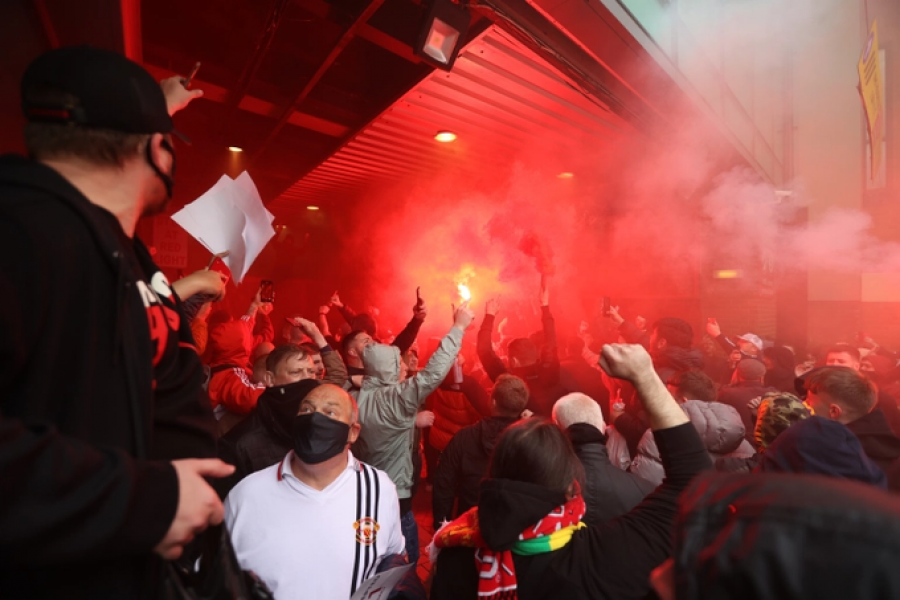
[578, 344, 711, 596]
[291, 317, 349, 388]
[477, 298, 507, 382]
[396, 304, 475, 413]
[393, 288, 428, 354]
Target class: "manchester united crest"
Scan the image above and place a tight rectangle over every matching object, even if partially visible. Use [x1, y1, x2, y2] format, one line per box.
[354, 517, 380, 545]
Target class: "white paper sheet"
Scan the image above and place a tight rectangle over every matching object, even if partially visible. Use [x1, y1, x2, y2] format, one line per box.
[171, 172, 275, 284]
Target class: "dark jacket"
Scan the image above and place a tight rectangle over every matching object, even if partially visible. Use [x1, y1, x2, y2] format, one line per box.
[0, 155, 216, 598]
[216, 379, 320, 498]
[432, 416, 518, 530]
[846, 408, 900, 486]
[758, 416, 887, 488]
[565, 423, 655, 526]
[717, 381, 778, 444]
[431, 423, 712, 600]
[618, 321, 705, 383]
[672, 472, 900, 599]
[477, 307, 566, 416]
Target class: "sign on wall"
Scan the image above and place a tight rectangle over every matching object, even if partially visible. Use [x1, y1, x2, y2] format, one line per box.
[153, 217, 189, 269]
[858, 19, 884, 183]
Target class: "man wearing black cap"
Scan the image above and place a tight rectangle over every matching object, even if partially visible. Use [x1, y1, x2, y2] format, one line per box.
[0, 46, 233, 598]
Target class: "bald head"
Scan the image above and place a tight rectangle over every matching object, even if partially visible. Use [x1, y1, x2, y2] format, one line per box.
[300, 383, 359, 425]
[552, 393, 606, 434]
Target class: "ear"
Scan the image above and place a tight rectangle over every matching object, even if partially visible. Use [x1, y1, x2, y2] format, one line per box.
[264, 371, 275, 387]
[348, 422, 361, 444]
[657, 338, 668, 350]
[147, 133, 172, 170]
[829, 403, 843, 421]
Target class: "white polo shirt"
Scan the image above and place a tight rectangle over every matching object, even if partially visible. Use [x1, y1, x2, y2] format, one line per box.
[224, 451, 405, 600]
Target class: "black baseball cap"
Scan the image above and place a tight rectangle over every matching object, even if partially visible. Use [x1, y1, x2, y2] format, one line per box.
[21, 45, 188, 142]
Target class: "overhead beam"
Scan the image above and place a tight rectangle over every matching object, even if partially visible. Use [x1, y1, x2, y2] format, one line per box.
[32, 0, 59, 49]
[252, 0, 387, 163]
[221, 0, 293, 133]
[294, 0, 421, 63]
[142, 63, 350, 138]
[119, 0, 142, 63]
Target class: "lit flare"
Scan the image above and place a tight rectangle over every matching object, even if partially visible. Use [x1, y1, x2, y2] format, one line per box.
[458, 284, 471, 301]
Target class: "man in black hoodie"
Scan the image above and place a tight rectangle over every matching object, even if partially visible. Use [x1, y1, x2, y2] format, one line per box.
[432, 374, 529, 530]
[0, 47, 233, 598]
[477, 279, 566, 416]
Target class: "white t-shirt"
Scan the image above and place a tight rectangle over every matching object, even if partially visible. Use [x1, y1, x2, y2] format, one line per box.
[225, 451, 405, 599]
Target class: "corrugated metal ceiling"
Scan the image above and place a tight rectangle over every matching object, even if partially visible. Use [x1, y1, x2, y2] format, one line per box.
[269, 25, 633, 215]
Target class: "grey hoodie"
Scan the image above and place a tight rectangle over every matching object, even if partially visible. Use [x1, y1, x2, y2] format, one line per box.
[352, 326, 463, 498]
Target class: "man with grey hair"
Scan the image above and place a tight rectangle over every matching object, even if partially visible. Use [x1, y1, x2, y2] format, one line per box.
[553, 393, 656, 526]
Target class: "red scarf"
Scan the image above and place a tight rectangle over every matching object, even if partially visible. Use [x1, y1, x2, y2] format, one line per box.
[433, 494, 586, 599]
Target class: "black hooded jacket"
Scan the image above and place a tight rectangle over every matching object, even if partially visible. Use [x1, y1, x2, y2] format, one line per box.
[0, 155, 216, 598]
[566, 423, 656, 526]
[846, 408, 900, 486]
[216, 379, 320, 498]
[671, 471, 900, 599]
[432, 416, 518, 529]
[431, 422, 711, 600]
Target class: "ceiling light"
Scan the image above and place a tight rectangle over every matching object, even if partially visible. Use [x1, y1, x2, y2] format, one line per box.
[435, 131, 457, 143]
[306, 206, 320, 211]
[415, 0, 471, 71]
[228, 146, 243, 152]
[557, 172, 574, 179]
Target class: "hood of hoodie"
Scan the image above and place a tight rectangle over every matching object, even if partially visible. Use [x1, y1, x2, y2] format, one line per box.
[757, 416, 886, 488]
[682, 400, 747, 455]
[255, 379, 320, 447]
[208, 320, 252, 367]
[475, 416, 519, 456]
[477, 479, 567, 550]
[672, 471, 900, 600]
[655, 346, 705, 373]
[361, 343, 400, 385]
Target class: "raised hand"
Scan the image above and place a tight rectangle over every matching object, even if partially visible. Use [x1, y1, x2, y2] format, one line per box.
[485, 297, 500, 317]
[598, 343, 655, 383]
[413, 288, 427, 321]
[160, 76, 204, 116]
[453, 300, 476, 331]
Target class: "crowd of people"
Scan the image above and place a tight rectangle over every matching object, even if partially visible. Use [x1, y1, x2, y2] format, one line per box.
[6, 46, 900, 600]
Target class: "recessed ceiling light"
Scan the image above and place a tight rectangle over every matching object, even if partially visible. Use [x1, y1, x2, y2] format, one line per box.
[435, 131, 457, 143]
[228, 146, 243, 152]
[557, 172, 574, 179]
[306, 206, 320, 211]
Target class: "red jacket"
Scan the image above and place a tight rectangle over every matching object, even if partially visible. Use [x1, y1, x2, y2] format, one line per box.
[207, 320, 265, 416]
[427, 377, 490, 452]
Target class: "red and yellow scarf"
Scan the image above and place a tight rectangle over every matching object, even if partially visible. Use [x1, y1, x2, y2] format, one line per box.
[433, 494, 586, 599]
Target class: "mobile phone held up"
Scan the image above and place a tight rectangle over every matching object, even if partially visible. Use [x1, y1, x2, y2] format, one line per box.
[260, 280, 275, 303]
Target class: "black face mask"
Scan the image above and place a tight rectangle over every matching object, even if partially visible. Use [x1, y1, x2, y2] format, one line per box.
[292, 412, 351, 465]
[145, 137, 176, 198]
